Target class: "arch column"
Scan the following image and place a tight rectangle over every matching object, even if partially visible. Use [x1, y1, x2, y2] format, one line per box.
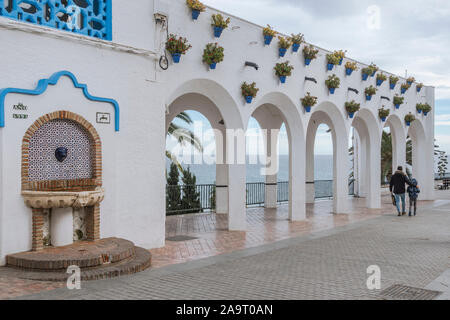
[332, 125, 349, 213]
[264, 128, 280, 209]
[305, 121, 318, 204]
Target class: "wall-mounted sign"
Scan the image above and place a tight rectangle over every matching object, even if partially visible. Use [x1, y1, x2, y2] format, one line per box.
[12, 102, 28, 119]
[96, 112, 110, 124]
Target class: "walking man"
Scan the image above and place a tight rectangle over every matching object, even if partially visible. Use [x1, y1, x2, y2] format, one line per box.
[389, 166, 412, 216]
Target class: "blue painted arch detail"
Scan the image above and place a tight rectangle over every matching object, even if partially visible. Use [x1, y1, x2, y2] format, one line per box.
[0, 70, 120, 131]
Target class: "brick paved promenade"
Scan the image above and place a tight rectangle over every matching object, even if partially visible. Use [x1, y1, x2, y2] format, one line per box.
[7, 191, 450, 300]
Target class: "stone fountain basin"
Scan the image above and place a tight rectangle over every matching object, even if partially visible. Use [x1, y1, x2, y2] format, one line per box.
[22, 187, 104, 209]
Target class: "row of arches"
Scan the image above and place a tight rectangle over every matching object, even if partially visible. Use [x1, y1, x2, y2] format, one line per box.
[165, 79, 430, 231]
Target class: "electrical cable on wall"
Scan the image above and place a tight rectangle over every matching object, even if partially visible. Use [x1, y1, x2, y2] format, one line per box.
[156, 15, 169, 70]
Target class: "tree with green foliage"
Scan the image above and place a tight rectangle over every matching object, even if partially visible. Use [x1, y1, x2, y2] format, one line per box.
[166, 162, 181, 214]
[380, 131, 393, 183]
[181, 167, 202, 214]
[438, 151, 448, 179]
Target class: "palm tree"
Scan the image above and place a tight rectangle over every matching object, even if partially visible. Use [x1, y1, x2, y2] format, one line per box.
[167, 112, 203, 170]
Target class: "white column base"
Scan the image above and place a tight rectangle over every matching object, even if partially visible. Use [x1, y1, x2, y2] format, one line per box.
[265, 184, 277, 208]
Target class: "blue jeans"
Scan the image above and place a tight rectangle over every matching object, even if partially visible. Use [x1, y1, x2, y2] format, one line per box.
[394, 193, 406, 214]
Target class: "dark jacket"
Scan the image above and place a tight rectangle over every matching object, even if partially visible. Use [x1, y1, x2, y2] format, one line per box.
[407, 179, 420, 200]
[389, 170, 412, 194]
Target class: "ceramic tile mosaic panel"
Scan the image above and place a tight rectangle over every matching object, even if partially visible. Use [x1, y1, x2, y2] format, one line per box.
[28, 119, 94, 181]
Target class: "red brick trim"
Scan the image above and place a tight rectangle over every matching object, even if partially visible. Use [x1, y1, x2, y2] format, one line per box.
[21, 111, 102, 191]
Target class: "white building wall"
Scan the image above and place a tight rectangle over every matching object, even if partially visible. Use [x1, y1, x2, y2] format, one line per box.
[0, 0, 435, 263]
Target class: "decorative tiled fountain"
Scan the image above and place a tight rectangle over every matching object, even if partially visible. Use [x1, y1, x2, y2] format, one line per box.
[5, 111, 150, 281]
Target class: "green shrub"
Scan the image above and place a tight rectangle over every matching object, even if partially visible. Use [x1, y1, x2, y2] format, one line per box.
[379, 108, 390, 118]
[326, 53, 340, 65]
[202, 43, 224, 64]
[166, 34, 192, 54]
[393, 95, 404, 106]
[405, 114, 416, 123]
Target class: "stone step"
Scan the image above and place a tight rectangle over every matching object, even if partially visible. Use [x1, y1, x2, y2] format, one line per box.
[4, 246, 151, 282]
[6, 238, 136, 271]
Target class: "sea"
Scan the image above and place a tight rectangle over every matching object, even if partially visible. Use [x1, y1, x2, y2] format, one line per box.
[167, 154, 334, 184]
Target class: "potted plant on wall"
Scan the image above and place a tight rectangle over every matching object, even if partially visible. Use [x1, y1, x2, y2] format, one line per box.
[365, 85, 377, 101]
[301, 92, 318, 113]
[278, 36, 292, 57]
[422, 103, 432, 116]
[241, 82, 259, 104]
[290, 33, 304, 52]
[274, 61, 294, 84]
[389, 75, 399, 90]
[326, 53, 340, 71]
[379, 108, 390, 122]
[263, 25, 277, 45]
[345, 61, 358, 76]
[186, 0, 206, 20]
[211, 14, 230, 38]
[416, 103, 424, 114]
[334, 50, 347, 65]
[202, 43, 224, 70]
[405, 113, 415, 126]
[345, 100, 360, 118]
[401, 83, 410, 94]
[376, 73, 387, 86]
[393, 95, 404, 109]
[369, 63, 379, 77]
[407, 76, 415, 86]
[361, 66, 372, 81]
[303, 45, 318, 66]
[166, 34, 192, 63]
[325, 74, 340, 94]
[416, 83, 424, 92]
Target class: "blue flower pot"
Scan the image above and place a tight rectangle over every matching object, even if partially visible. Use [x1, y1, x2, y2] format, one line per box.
[424, 112, 428, 116]
[279, 76, 286, 84]
[371, 71, 376, 77]
[376, 79, 384, 86]
[292, 43, 300, 52]
[304, 106, 311, 113]
[381, 117, 386, 122]
[171, 53, 181, 63]
[329, 88, 336, 94]
[339, 58, 343, 65]
[407, 81, 413, 85]
[366, 95, 372, 101]
[214, 26, 223, 38]
[245, 96, 253, 104]
[210, 62, 217, 70]
[401, 88, 407, 94]
[390, 83, 396, 90]
[264, 35, 273, 45]
[349, 112, 355, 119]
[417, 109, 422, 114]
[417, 87, 421, 92]
[305, 58, 311, 66]
[327, 63, 334, 71]
[279, 47, 287, 57]
[395, 104, 400, 109]
[346, 68, 353, 76]
[362, 73, 369, 81]
[406, 121, 411, 126]
[192, 9, 200, 20]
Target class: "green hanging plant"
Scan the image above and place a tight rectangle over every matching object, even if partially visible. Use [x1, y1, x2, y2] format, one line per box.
[345, 61, 358, 71]
[241, 82, 259, 98]
[278, 36, 292, 49]
[393, 95, 404, 106]
[274, 61, 294, 77]
[303, 45, 319, 60]
[377, 73, 387, 82]
[365, 85, 377, 96]
[389, 75, 399, 85]
[345, 100, 361, 114]
[301, 92, 318, 108]
[326, 53, 341, 65]
[263, 25, 277, 37]
[379, 108, 390, 119]
[165, 34, 192, 54]
[405, 113, 416, 123]
[290, 33, 304, 45]
[186, 0, 206, 11]
[211, 14, 230, 29]
[325, 74, 341, 89]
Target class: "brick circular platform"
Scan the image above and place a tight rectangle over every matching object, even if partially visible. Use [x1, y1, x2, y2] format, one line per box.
[4, 238, 151, 281]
